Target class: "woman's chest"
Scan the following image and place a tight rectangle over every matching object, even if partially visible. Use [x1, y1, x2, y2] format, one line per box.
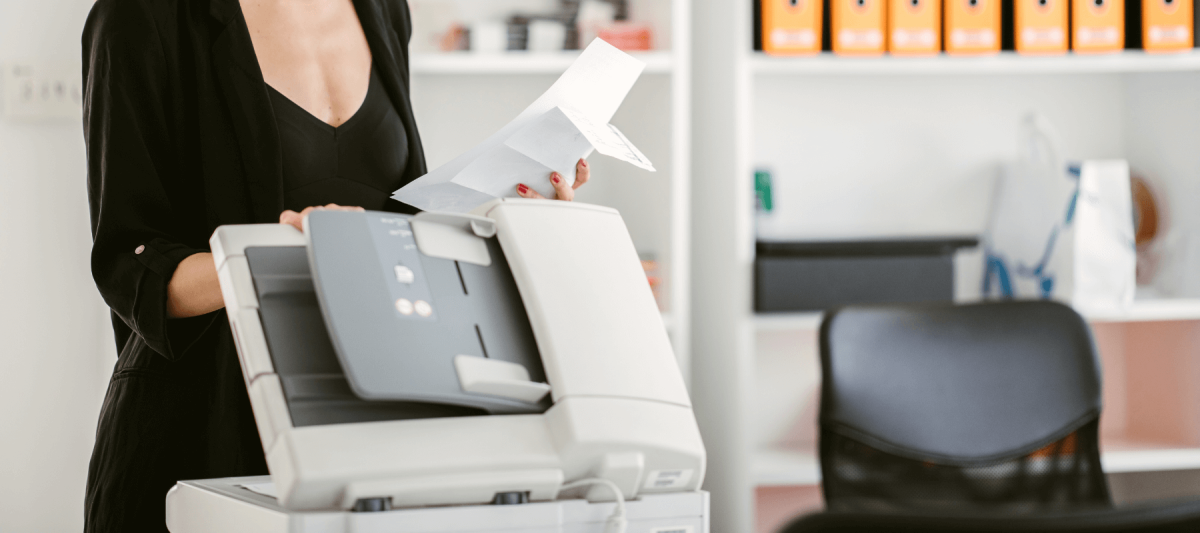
[238, 0, 373, 128]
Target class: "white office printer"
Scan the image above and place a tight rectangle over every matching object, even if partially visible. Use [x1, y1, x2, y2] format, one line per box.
[165, 199, 708, 533]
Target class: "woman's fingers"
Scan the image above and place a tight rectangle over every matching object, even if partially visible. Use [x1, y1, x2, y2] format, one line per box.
[279, 205, 365, 232]
[573, 158, 590, 190]
[323, 203, 365, 212]
[549, 172, 574, 201]
[516, 183, 546, 199]
[516, 170, 578, 201]
[279, 209, 305, 232]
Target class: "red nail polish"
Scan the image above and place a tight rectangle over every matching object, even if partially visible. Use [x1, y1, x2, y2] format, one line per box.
[581, 159, 587, 168]
[518, 184, 528, 194]
[551, 175, 560, 184]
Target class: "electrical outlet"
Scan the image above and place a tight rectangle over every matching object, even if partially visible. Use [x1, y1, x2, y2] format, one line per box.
[1, 62, 83, 122]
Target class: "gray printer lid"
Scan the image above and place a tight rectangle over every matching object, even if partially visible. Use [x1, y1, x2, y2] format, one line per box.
[246, 210, 548, 421]
[303, 210, 548, 414]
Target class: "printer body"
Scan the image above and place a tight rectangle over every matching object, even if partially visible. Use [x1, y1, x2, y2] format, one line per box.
[165, 199, 707, 532]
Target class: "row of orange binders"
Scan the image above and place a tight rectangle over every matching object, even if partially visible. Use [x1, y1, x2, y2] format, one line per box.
[757, 0, 1195, 55]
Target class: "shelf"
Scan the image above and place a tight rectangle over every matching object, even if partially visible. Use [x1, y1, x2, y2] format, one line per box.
[1085, 299, 1200, 323]
[754, 442, 1200, 487]
[410, 51, 674, 75]
[1103, 448, 1200, 474]
[751, 50, 1200, 76]
[752, 299, 1200, 332]
[754, 446, 822, 487]
[754, 312, 823, 332]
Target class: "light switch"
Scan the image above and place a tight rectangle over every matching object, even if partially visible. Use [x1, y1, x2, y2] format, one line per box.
[1, 62, 83, 122]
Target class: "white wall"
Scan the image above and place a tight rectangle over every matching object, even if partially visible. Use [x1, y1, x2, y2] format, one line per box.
[0, 1, 111, 531]
[752, 73, 1129, 241]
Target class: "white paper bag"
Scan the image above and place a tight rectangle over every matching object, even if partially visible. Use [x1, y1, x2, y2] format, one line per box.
[983, 114, 1136, 313]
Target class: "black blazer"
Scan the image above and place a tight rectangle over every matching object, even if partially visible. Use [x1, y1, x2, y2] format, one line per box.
[81, 0, 425, 531]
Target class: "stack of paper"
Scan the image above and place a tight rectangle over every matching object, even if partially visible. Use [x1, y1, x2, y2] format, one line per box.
[392, 39, 655, 213]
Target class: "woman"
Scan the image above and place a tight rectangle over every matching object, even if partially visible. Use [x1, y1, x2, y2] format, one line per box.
[82, 0, 586, 530]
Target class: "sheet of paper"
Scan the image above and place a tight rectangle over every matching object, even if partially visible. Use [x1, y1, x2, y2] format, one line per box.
[559, 106, 655, 172]
[393, 39, 649, 212]
[455, 107, 596, 198]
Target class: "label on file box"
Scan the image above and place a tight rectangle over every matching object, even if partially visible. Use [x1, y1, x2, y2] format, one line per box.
[1148, 25, 1191, 45]
[838, 28, 884, 47]
[1077, 26, 1121, 45]
[893, 28, 937, 47]
[1021, 27, 1065, 45]
[771, 28, 817, 47]
[950, 28, 997, 47]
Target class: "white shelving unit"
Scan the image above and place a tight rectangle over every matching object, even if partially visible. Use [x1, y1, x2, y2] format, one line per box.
[411, 51, 675, 74]
[1087, 299, 1200, 323]
[751, 50, 1200, 75]
[691, 2, 1200, 532]
[406, 0, 691, 373]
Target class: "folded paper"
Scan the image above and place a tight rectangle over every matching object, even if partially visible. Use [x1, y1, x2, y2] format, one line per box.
[393, 39, 654, 212]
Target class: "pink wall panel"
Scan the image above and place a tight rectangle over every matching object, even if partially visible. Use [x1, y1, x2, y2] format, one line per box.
[756, 485, 824, 533]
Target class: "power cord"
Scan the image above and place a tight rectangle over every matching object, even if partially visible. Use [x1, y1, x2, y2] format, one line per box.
[558, 478, 627, 533]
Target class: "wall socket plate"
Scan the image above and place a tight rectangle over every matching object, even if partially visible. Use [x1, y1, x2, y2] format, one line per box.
[1, 62, 83, 122]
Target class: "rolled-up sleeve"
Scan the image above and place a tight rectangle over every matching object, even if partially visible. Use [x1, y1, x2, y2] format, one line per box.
[84, 0, 210, 360]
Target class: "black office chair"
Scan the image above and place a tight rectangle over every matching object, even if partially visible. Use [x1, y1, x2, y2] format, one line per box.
[782, 498, 1200, 533]
[814, 301, 1110, 514]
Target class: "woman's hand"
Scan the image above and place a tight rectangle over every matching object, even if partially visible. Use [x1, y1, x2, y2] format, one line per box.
[279, 203, 365, 232]
[516, 158, 590, 201]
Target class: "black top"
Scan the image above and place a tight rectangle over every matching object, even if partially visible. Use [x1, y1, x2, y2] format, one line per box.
[81, 1, 425, 532]
[268, 67, 411, 212]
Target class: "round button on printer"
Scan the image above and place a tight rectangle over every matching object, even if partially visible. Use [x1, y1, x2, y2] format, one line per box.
[395, 298, 414, 315]
[414, 300, 432, 317]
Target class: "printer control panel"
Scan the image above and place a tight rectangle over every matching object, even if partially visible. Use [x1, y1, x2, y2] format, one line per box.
[371, 216, 437, 321]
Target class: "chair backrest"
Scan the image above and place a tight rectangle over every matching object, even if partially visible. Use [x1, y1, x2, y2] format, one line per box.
[818, 301, 1110, 513]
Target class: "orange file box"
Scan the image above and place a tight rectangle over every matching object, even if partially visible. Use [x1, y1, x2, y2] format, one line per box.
[888, 0, 941, 54]
[762, 0, 824, 55]
[833, 0, 887, 55]
[1142, 0, 1193, 52]
[944, 0, 1002, 54]
[1073, 0, 1125, 53]
[1015, 0, 1068, 53]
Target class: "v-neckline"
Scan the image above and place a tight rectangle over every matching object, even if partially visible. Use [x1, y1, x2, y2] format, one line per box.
[266, 67, 374, 132]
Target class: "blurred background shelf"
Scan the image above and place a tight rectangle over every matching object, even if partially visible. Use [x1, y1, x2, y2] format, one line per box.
[411, 51, 675, 75]
[751, 50, 1200, 76]
[753, 446, 822, 487]
[752, 299, 1200, 332]
[752, 443, 1200, 488]
[1085, 299, 1200, 323]
[1103, 447, 1200, 474]
[753, 312, 823, 331]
